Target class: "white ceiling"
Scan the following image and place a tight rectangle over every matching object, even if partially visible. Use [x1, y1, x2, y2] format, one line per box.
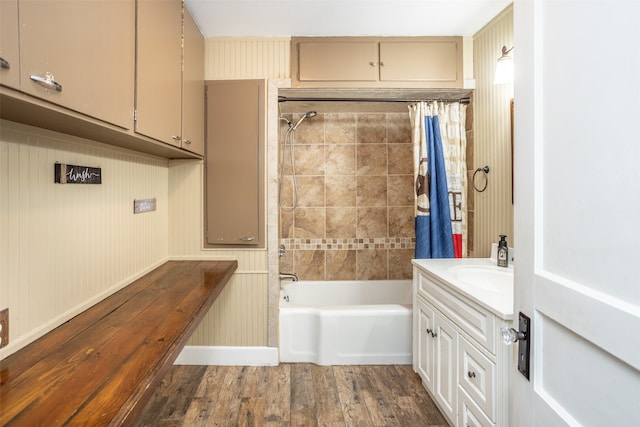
[184, 0, 512, 38]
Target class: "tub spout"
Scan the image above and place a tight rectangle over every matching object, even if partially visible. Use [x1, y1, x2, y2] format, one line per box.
[279, 272, 298, 282]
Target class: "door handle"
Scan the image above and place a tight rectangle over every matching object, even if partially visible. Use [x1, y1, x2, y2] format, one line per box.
[501, 312, 531, 380]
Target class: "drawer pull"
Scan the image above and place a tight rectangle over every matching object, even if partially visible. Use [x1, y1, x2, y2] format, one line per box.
[467, 371, 476, 378]
[0, 57, 10, 69]
[29, 74, 62, 92]
[239, 236, 255, 241]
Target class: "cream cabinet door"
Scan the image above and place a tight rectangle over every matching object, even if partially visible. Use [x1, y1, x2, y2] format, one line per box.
[136, 0, 183, 146]
[0, 0, 19, 89]
[18, 0, 135, 129]
[434, 313, 458, 425]
[181, 7, 204, 156]
[296, 42, 379, 82]
[379, 42, 460, 84]
[416, 298, 436, 391]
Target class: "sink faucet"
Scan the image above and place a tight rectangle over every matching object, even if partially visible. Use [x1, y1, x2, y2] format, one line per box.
[279, 272, 298, 282]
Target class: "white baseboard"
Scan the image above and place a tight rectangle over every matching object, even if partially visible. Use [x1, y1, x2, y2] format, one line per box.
[174, 346, 279, 366]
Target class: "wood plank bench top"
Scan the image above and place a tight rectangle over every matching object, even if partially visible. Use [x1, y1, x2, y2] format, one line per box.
[0, 260, 237, 426]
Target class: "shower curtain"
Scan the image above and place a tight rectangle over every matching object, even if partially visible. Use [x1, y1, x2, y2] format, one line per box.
[410, 101, 467, 258]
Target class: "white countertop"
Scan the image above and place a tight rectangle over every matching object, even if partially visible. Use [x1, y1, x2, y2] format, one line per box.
[412, 258, 514, 319]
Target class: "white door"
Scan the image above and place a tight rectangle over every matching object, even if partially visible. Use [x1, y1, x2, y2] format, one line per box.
[512, 1, 640, 426]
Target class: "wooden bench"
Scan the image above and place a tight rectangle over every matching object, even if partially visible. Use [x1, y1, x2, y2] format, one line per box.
[0, 260, 237, 426]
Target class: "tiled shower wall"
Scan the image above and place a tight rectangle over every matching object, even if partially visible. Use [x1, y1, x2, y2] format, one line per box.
[278, 112, 416, 281]
[279, 108, 475, 281]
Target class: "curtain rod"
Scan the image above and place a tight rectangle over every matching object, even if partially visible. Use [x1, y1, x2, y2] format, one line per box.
[278, 96, 470, 104]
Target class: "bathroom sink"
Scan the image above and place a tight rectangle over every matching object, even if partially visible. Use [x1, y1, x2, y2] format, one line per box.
[448, 265, 513, 293]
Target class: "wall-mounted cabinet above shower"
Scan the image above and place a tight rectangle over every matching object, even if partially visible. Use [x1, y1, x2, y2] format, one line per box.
[205, 80, 265, 248]
[291, 37, 463, 89]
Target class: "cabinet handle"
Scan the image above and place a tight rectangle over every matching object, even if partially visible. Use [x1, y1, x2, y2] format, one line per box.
[172, 135, 181, 141]
[426, 328, 432, 335]
[468, 371, 476, 378]
[0, 58, 10, 70]
[239, 236, 255, 241]
[183, 139, 192, 145]
[29, 74, 62, 92]
[431, 331, 437, 338]
[369, 61, 377, 67]
[379, 62, 385, 66]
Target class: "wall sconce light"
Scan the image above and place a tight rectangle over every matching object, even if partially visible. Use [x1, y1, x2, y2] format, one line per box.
[494, 46, 514, 84]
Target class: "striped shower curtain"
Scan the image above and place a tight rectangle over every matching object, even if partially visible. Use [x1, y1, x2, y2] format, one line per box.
[410, 101, 467, 259]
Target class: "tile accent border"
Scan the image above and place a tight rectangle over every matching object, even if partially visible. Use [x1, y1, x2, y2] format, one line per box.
[281, 237, 415, 251]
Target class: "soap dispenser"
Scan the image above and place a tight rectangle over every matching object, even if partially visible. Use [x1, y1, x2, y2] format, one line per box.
[497, 235, 509, 267]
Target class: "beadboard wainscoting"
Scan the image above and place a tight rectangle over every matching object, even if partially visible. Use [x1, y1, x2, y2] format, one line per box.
[0, 120, 169, 358]
[472, 5, 514, 257]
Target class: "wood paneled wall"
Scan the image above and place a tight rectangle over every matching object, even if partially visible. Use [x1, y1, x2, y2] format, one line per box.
[0, 121, 169, 358]
[204, 37, 291, 80]
[472, 5, 514, 257]
[168, 160, 269, 346]
[169, 37, 291, 347]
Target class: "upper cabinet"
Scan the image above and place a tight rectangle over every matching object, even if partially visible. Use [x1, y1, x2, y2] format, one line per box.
[0, 0, 205, 159]
[136, 0, 204, 155]
[0, 0, 19, 89]
[136, 0, 183, 146]
[181, 8, 205, 156]
[292, 37, 463, 88]
[18, 0, 135, 129]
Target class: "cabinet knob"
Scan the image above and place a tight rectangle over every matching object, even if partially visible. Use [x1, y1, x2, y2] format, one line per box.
[379, 61, 385, 66]
[172, 135, 181, 141]
[368, 61, 377, 67]
[29, 74, 62, 92]
[0, 57, 10, 70]
[183, 139, 192, 145]
[467, 371, 476, 378]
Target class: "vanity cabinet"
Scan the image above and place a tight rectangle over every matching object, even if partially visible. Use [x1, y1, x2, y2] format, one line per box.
[416, 300, 458, 424]
[11, 0, 135, 129]
[413, 264, 511, 427]
[0, 0, 19, 89]
[291, 37, 463, 88]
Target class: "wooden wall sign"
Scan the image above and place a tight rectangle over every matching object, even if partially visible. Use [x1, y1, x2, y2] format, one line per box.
[55, 163, 102, 184]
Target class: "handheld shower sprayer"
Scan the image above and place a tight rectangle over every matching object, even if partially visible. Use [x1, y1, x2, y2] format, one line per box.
[291, 111, 317, 131]
[279, 111, 317, 212]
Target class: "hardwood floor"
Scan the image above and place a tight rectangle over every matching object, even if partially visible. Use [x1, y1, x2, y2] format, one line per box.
[135, 364, 448, 427]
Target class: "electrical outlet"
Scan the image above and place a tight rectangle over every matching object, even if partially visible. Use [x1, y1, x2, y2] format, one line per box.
[0, 308, 8, 348]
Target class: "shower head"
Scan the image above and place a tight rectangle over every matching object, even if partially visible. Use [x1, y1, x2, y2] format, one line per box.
[291, 111, 317, 131]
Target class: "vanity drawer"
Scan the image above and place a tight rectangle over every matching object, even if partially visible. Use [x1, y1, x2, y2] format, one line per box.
[417, 270, 497, 354]
[458, 387, 496, 427]
[459, 336, 496, 421]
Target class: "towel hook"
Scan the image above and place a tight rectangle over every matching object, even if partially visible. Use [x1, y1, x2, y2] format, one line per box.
[472, 166, 490, 192]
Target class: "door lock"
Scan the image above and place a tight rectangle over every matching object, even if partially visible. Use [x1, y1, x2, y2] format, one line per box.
[501, 311, 531, 380]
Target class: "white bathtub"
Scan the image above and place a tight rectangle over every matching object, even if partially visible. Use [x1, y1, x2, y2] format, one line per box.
[278, 280, 413, 366]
